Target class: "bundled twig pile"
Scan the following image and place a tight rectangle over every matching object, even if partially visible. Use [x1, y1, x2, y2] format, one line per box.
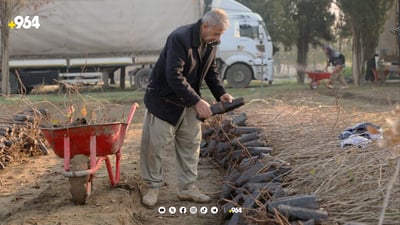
[0, 108, 49, 170]
[201, 112, 329, 225]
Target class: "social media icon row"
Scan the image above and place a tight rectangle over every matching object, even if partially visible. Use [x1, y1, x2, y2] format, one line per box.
[158, 206, 219, 215]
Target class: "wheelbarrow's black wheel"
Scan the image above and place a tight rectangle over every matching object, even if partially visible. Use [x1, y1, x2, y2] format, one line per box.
[69, 154, 90, 205]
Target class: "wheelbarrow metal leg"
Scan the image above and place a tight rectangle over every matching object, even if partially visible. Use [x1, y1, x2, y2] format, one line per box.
[104, 156, 115, 186]
[90, 135, 97, 169]
[63, 136, 71, 171]
[115, 151, 121, 185]
[104, 151, 121, 186]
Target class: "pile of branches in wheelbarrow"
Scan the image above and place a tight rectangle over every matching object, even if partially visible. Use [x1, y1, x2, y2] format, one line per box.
[201, 112, 329, 225]
[0, 108, 49, 170]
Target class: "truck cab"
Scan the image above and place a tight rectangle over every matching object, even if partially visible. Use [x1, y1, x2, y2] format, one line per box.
[212, 0, 274, 88]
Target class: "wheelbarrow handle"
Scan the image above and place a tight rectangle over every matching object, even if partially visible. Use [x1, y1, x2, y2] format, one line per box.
[125, 103, 139, 132]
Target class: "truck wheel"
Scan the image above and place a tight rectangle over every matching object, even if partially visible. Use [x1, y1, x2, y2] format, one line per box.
[69, 154, 90, 205]
[225, 63, 252, 88]
[134, 68, 152, 89]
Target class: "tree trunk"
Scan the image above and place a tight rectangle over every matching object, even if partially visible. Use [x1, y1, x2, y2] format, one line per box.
[1, 0, 11, 96]
[296, 40, 309, 84]
[352, 29, 364, 86]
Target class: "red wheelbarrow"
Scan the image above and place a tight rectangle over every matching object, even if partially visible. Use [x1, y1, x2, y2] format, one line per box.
[40, 103, 139, 204]
[306, 70, 332, 89]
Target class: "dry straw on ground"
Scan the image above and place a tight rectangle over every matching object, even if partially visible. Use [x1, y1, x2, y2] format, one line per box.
[242, 98, 399, 225]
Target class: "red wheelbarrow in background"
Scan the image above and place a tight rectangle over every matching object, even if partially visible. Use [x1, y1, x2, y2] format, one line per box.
[306, 70, 332, 89]
[40, 103, 139, 204]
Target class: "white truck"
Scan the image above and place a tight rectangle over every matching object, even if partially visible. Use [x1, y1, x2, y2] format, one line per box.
[2, 0, 273, 93]
[212, 0, 274, 87]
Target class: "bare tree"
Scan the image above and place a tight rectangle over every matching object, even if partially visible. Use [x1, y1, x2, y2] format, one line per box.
[337, 0, 395, 86]
[0, 0, 24, 96]
[1, 0, 52, 96]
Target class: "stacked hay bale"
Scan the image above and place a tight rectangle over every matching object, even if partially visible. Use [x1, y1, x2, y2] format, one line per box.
[201, 112, 329, 225]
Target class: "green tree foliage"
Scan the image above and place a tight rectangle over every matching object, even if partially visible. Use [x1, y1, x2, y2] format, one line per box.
[337, 0, 395, 85]
[239, 0, 335, 84]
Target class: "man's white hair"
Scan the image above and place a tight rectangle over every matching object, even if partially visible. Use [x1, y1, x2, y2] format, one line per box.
[202, 9, 229, 30]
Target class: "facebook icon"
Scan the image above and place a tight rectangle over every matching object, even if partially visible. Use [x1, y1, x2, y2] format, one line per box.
[179, 206, 187, 214]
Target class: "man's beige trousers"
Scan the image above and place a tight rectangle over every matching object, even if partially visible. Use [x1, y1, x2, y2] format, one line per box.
[140, 107, 201, 191]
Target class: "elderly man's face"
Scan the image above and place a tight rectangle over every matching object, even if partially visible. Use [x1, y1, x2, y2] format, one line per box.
[201, 23, 225, 44]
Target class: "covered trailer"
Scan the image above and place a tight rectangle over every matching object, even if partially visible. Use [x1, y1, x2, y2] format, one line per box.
[2, 0, 204, 93]
[1, 0, 273, 93]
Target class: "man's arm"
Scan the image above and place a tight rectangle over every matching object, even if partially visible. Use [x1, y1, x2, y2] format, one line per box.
[325, 59, 331, 71]
[204, 59, 228, 100]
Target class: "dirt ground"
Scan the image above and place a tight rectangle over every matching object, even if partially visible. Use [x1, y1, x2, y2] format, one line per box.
[0, 82, 399, 225]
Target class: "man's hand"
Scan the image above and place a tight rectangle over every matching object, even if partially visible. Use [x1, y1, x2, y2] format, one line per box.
[220, 93, 234, 103]
[195, 99, 212, 119]
[195, 94, 234, 120]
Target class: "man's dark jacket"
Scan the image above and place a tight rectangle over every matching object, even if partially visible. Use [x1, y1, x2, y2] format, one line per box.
[144, 19, 226, 126]
[326, 48, 345, 67]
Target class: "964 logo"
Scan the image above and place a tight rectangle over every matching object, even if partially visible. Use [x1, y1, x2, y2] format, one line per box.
[8, 15, 40, 29]
[228, 207, 243, 214]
